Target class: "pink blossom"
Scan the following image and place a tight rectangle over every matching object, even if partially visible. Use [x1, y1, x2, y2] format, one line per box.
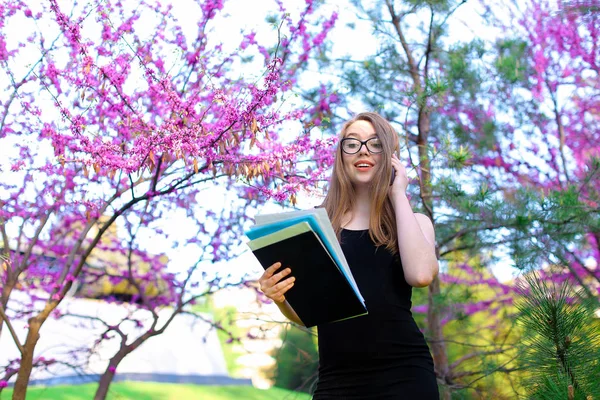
[240, 32, 257, 50]
[412, 304, 428, 313]
[0, 35, 8, 61]
[11, 160, 25, 171]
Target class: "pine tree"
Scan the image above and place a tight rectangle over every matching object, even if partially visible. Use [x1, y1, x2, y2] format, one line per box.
[515, 272, 600, 399]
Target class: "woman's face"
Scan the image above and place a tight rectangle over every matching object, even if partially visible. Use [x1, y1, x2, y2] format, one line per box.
[341, 120, 383, 188]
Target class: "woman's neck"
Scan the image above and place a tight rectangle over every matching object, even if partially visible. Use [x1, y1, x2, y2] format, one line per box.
[343, 185, 371, 229]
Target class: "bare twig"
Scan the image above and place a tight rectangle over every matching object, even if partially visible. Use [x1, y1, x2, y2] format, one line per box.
[0, 305, 24, 355]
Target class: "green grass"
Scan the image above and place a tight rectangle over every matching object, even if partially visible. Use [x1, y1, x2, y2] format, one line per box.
[1, 382, 312, 400]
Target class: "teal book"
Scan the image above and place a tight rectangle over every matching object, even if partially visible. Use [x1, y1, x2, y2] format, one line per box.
[246, 213, 367, 328]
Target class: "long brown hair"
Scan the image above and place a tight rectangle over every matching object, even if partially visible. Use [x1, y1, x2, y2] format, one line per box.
[321, 112, 400, 254]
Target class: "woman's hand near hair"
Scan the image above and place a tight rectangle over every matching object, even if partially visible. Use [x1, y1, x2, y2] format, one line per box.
[389, 154, 409, 198]
[258, 262, 304, 325]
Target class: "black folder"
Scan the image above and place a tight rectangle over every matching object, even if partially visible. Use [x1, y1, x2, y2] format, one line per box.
[248, 221, 367, 327]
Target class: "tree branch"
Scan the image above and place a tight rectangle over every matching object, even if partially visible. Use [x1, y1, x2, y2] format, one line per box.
[17, 211, 52, 276]
[438, 222, 511, 247]
[0, 305, 24, 355]
[423, 4, 435, 83]
[450, 348, 506, 371]
[0, 204, 11, 276]
[545, 78, 571, 185]
[385, 0, 422, 93]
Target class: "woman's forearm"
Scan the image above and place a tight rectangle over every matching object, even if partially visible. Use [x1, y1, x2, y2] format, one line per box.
[391, 193, 439, 287]
[275, 300, 304, 326]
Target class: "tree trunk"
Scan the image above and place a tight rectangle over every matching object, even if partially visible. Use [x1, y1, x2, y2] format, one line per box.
[11, 319, 42, 400]
[94, 350, 128, 400]
[418, 111, 450, 399]
[427, 276, 450, 397]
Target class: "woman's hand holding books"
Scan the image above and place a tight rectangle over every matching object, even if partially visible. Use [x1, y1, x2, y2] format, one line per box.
[258, 262, 295, 303]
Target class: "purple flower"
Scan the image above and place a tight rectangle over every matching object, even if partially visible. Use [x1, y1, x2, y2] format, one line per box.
[0, 36, 9, 62]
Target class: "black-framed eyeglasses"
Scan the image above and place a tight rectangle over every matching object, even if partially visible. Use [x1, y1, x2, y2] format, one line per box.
[340, 137, 384, 154]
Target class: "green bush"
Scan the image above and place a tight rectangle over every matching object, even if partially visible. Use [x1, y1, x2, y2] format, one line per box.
[271, 325, 319, 394]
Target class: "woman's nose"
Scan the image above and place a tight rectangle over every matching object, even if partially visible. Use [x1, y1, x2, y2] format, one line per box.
[358, 144, 370, 155]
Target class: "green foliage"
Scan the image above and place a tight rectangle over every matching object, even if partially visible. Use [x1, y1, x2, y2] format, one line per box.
[445, 40, 486, 100]
[420, 253, 524, 399]
[403, 0, 456, 12]
[190, 296, 213, 314]
[494, 39, 528, 84]
[559, 1, 600, 26]
[191, 300, 247, 378]
[434, 39, 499, 152]
[265, 14, 278, 26]
[480, 121, 497, 149]
[212, 306, 245, 376]
[1, 382, 312, 400]
[434, 181, 599, 277]
[270, 326, 319, 394]
[506, 186, 599, 275]
[421, 75, 449, 109]
[447, 145, 473, 170]
[341, 50, 400, 113]
[302, 0, 600, 397]
[515, 272, 600, 399]
[435, 175, 518, 263]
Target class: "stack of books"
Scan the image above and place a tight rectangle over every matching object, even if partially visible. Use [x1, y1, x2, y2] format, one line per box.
[245, 208, 367, 327]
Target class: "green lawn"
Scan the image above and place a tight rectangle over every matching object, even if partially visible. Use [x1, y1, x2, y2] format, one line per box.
[1, 382, 312, 400]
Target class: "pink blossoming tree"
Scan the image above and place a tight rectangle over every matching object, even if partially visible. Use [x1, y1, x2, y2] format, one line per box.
[0, 0, 339, 398]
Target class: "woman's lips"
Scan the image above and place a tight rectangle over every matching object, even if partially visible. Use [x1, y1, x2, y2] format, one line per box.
[354, 160, 374, 172]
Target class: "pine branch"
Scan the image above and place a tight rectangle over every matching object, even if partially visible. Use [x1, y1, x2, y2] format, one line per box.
[515, 272, 600, 398]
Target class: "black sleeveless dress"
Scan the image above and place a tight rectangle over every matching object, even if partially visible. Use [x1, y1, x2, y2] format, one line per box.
[312, 229, 439, 399]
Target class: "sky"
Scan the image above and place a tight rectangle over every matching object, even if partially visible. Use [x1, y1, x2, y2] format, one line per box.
[0, 0, 521, 285]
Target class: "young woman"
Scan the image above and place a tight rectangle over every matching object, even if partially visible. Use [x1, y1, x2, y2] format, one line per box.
[258, 112, 439, 398]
